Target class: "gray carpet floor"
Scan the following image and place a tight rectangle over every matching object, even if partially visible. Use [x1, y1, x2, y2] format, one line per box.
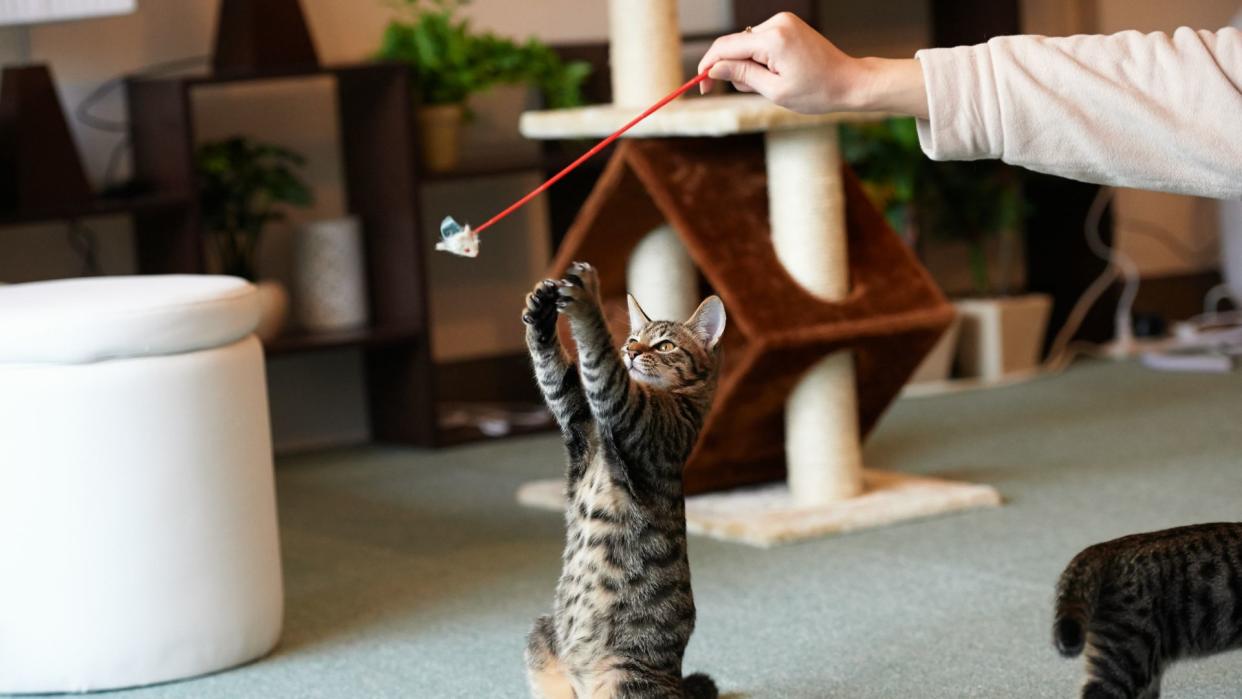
[62, 361, 1242, 697]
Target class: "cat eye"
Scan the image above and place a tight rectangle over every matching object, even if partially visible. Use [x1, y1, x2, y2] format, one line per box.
[654, 341, 676, 352]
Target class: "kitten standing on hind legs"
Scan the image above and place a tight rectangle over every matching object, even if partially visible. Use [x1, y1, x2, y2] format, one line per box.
[522, 262, 723, 699]
[1054, 522, 1242, 699]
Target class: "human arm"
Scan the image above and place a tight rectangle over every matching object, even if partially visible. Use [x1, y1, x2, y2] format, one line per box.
[915, 28, 1242, 198]
[699, 15, 1242, 199]
[696, 12, 929, 118]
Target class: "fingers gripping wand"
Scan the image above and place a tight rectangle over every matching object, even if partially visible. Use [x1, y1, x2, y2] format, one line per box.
[436, 67, 712, 258]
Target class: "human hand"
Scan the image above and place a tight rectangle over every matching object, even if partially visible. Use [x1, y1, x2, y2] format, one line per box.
[697, 12, 928, 118]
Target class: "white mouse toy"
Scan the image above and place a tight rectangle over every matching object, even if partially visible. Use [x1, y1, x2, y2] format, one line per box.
[436, 216, 479, 258]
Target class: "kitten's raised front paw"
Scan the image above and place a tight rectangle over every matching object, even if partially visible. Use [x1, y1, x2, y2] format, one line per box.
[563, 261, 600, 298]
[555, 262, 601, 319]
[522, 279, 560, 344]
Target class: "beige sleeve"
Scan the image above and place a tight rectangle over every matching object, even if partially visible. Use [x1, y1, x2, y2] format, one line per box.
[914, 27, 1242, 199]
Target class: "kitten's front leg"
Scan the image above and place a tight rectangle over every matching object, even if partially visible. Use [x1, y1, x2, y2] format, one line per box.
[555, 262, 633, 423]
[523, 279, 589, 455]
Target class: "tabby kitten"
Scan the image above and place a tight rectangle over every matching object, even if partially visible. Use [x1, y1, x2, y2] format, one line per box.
[1054, 522, 1242, 698]
[522, 261, 724, 699]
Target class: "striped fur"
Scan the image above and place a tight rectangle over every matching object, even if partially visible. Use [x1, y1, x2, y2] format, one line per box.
[522, 262, 724, 699]
[1054, 522, 1242, 698]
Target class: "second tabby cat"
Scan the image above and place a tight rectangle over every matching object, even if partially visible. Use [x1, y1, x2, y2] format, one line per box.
[1054, 522, 1242, 698]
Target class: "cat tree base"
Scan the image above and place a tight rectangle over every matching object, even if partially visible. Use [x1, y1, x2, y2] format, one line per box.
[517, 472, 1001, 548]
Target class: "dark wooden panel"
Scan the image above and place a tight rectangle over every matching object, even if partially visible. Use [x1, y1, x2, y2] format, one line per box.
[931, 0, 1020, 47]
[211, 0, 319, 76]
[365, 341, 438, 446]
[0, 65, 92, 216]
[336, 64, 437, 446]
[336, 65, 427, 329]
[1132, 271, 1224, 324]
[126, 77, 204, 273]
[0, 192, 185, 227]
[1023, 173, 1117, 350]
[435, 352, 541, 404]
[265, 325, 422, 357]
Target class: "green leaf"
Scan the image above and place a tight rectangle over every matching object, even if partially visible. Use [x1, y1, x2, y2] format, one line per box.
[375, 0, 589, 107]
[193, 136, 314, 279]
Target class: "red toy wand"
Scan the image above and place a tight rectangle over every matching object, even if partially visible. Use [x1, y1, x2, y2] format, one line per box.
[436, 67, 713, 258]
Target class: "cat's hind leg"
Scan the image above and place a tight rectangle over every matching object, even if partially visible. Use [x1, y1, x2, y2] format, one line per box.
[586, 661, 685, 699]
[1136, 673, 1162, 699]
[526, 615, 574, 699]
[1081, 638, 1157, 699]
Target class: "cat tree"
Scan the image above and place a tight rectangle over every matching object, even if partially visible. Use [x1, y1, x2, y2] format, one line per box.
[517, 0, 999, 546]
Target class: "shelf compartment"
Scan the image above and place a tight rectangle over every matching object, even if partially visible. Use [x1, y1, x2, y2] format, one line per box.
[263, 325, 422, 357]
[0, 192, 188, 227]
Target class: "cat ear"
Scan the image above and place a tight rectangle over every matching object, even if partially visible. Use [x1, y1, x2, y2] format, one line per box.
[686, 295, 726, 350]
[627, 294, 652, 332]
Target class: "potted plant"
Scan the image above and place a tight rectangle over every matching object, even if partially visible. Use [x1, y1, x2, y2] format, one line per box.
[196, 136, 314, 341]
[375, 0, 590, 172]
[842, 118, 1051, 384]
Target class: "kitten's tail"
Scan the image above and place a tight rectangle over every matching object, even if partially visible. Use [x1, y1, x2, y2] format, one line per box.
[682, 672, 718, 699]
[1053, 551, 1105, 658]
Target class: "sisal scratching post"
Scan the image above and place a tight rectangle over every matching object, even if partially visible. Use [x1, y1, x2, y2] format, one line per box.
[610, 1, 695, 323]
[766, 125, 864, 505]
[608, 0, 682, 107]
[627, 224, 698, 321]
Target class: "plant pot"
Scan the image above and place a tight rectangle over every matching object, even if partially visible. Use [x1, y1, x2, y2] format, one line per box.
[293, 216, 370, 332]
[416, 103, 464, 173]
[254, 280, 290, 343]
[954, 293, 1052, 383]
[908, 313, 962, 385]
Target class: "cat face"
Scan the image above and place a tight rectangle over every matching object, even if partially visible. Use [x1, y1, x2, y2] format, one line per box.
[622, 295, 726, 390]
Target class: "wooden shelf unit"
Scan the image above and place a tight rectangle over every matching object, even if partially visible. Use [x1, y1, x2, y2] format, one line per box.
[263, 324, 422, 356]
[126, 62, 444, 445]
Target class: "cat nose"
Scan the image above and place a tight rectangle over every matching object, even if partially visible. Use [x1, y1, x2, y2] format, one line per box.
[625, 345, 641, 359]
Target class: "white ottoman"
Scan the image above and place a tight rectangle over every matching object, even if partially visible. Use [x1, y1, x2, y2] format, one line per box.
[0, 275, 284, 694]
